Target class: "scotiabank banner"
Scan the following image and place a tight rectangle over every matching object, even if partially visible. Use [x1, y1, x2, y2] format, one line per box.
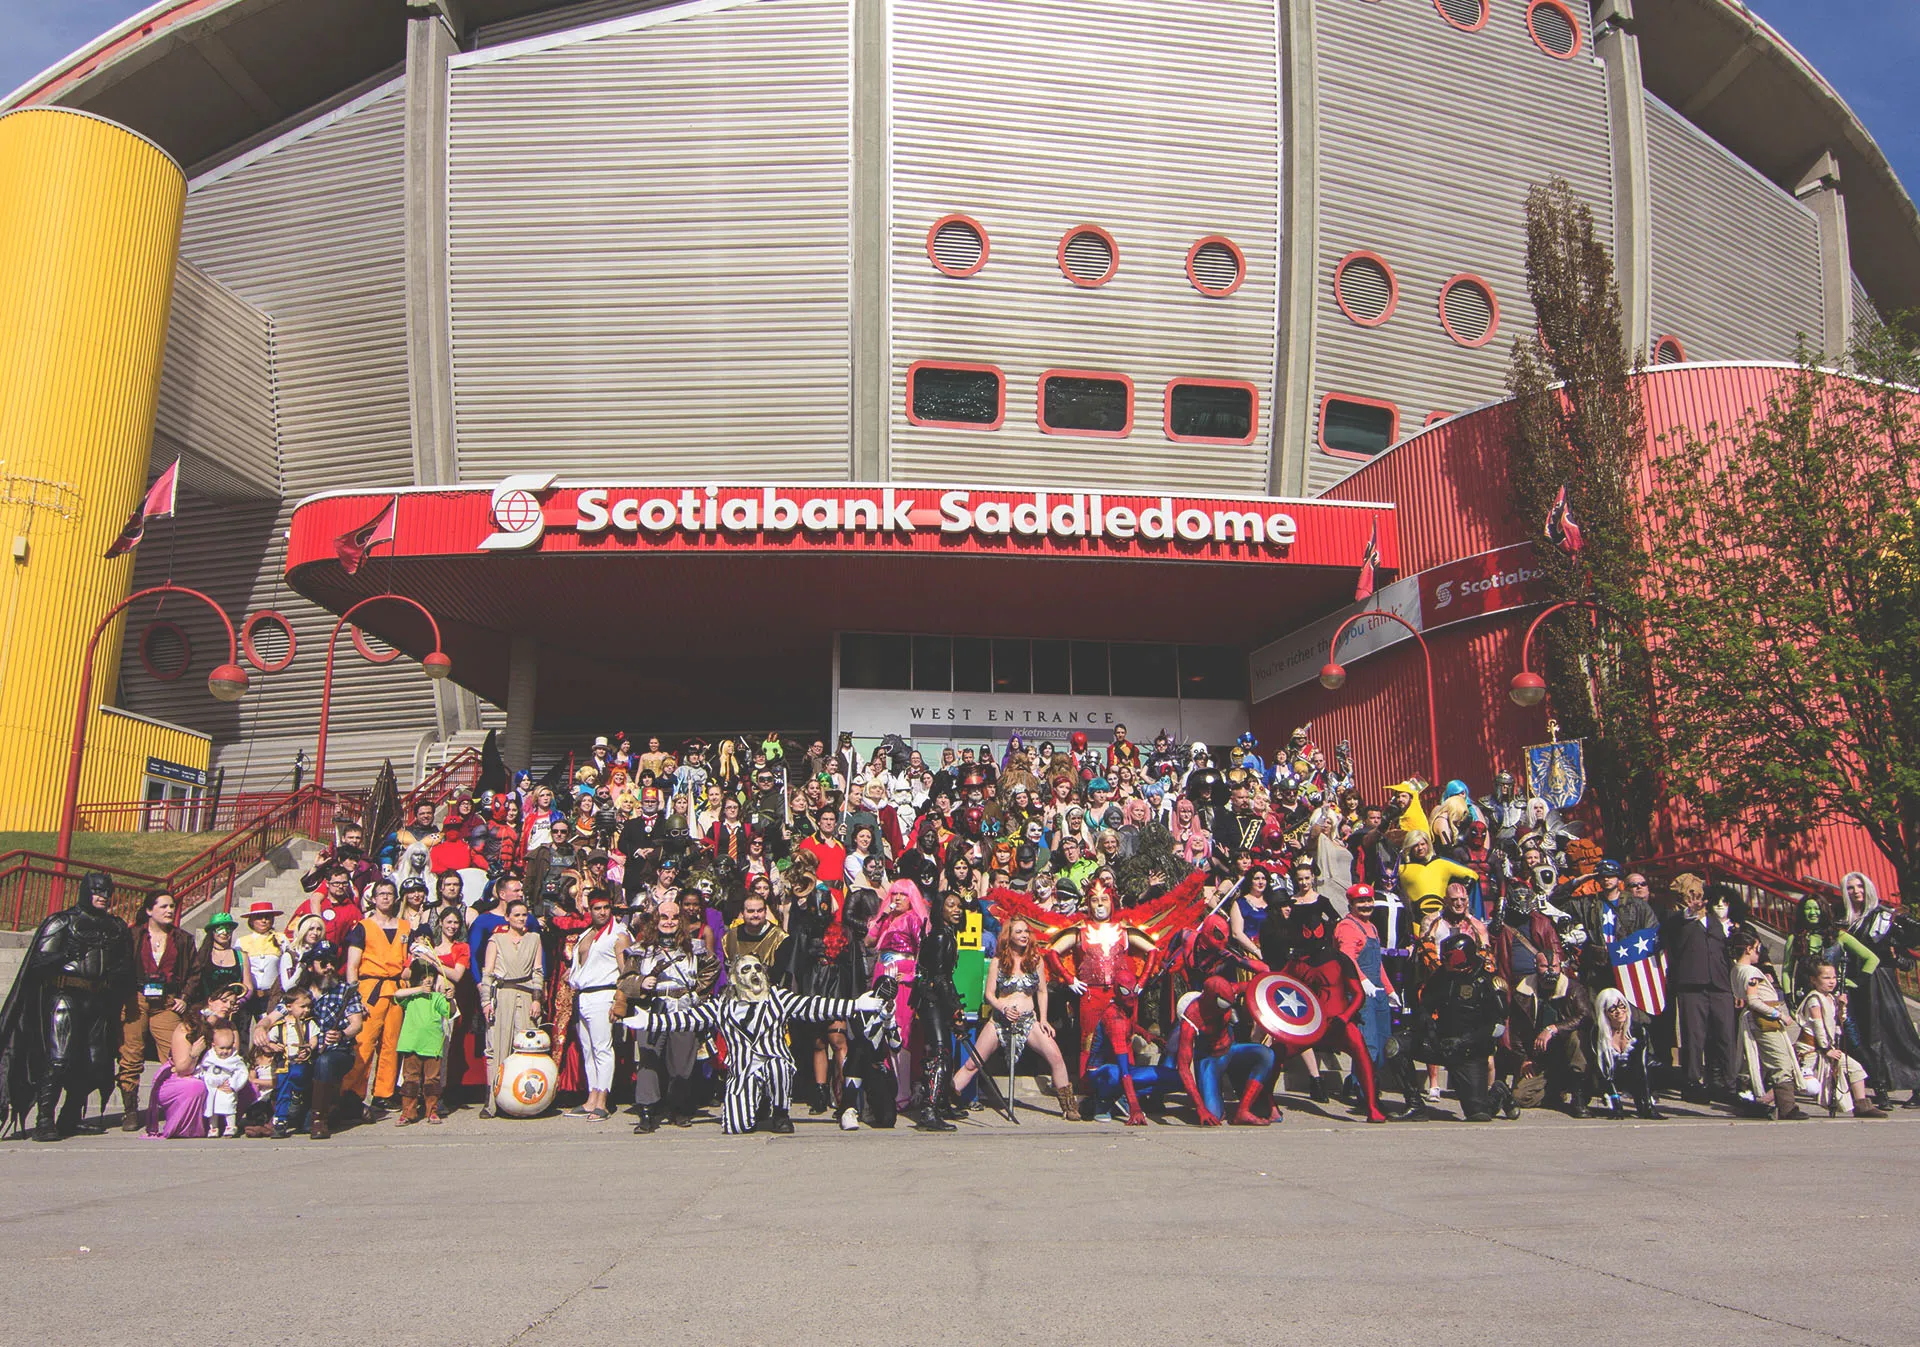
[287, 478, 1397, 572]
[1250, 542, 1548, 702]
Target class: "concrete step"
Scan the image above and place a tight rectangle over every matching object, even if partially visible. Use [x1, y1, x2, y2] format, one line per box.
[180, 837, 324, 935]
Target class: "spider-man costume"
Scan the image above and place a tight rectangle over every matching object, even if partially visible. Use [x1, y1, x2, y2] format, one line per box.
[991, 872, 1207, 1126]
[1174, 915, 1279, 1126]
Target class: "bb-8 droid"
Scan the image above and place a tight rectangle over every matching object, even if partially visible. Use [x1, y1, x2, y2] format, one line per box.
[496, 1027, 558, 1117]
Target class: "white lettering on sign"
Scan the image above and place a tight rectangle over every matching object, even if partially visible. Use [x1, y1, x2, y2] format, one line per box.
[484, 482, 1308, 555]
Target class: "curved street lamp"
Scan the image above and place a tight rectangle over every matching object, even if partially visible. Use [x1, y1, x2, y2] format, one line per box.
[1317, 609, 1440, 787]
[56, 584, 250, 867]
[314, 594, 452, 789]
[1509, 599, 1613, 709]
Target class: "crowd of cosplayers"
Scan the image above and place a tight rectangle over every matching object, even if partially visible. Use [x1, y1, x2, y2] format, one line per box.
[6, 723, 1919, 1142]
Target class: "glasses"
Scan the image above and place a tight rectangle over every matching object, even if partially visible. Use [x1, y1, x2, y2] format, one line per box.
[1628, 880, 1650, 888]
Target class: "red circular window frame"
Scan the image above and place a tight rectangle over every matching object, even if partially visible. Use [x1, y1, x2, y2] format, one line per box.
[352, 625, 402, 665]
[139, 620, 193, 682]
[1437, 273, 1501, 348]
[1653, 334, 1687, 365]
[1185, 235, 1247, 298]
[241, 610, 298, 674]
[1057, 225, 1120, 288]
[925, 213, 990, 279]
[1332, 250, 1399, 327]
[1526, 0, 1582, 60]
[1433, 0, 1489, 33]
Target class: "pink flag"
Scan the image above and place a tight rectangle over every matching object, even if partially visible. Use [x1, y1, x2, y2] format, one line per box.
[103, 460, 179, 558]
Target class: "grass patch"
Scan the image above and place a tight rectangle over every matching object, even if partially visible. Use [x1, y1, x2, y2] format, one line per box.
[0, 830, 235, 877]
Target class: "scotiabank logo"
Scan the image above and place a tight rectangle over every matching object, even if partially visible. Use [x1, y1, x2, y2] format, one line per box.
[480, 473, 557, 551]
[1428, 549, 1545, 614]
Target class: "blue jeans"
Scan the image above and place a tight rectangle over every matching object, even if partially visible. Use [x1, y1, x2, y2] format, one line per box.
[273, 1063, 311, 1126]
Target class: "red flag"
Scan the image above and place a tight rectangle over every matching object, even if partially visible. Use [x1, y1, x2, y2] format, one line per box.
[103, 460, 178, 558]
[1545, 485, 1584, 555]
[1353, 519, 1380, 602]
[335, 497, 398, 575]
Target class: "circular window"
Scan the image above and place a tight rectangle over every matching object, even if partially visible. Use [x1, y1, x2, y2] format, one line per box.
[1186, 236, 1246, 297]
[140, 621, 193, 681]
[1527, 0, 1580, 59]
[1434, 0, 1488, 32]
[1653, 335, 1686, 365]
[1438, 274, 1500, 347]
[241, 610, 297, 674]
[352, 625, 402, 665]
[1058, 226, 1119, 287]
[1333, 251, 1398, 326]
[926, 214, 988, 278]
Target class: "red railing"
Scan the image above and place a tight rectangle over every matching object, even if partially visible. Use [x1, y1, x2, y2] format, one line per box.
[71, 790, 325, 836]
[0, 785, 365, 931]
[403, 746, 483, 813]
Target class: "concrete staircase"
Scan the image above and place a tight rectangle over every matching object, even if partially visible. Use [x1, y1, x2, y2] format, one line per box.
[180, 836, 325, 935]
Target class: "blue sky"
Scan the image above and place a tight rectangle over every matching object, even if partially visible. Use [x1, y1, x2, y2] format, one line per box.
[1, 0, 1915, 192]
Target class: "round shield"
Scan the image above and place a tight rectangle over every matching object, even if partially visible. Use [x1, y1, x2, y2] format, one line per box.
[1248, 972, 1327, 1048]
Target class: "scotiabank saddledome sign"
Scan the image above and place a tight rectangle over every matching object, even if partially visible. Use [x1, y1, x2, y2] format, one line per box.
[473, 475, 1392, 569]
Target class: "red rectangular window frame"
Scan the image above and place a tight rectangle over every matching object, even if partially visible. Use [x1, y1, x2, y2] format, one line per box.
[1317, 390, 1401, 461]
[1036, 368, 1134, 439]
[905, 360, 1006, 431]
[1162, 377, 1260, 446]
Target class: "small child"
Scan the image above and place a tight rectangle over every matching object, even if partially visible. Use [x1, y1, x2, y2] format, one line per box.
[197, 1025, 250, 1137]
[393, 959, 452, 1125]
[265, 988, 317, 1138]
[1732, 929, 1805, 1120]
[1795, 959, 1888, 1119]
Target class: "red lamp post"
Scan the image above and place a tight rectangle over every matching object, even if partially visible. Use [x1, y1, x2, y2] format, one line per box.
[1509, 600, 1611, 709]
[314, 594, 452, 789]
[56, 584, 250, 868]
[1318, 610, 1440, 788]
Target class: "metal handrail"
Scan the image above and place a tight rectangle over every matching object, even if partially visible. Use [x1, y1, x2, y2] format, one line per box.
[402, 745, 484, 813]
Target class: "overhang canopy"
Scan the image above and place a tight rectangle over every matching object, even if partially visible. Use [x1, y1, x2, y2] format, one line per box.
[285, 482, 1394, 729]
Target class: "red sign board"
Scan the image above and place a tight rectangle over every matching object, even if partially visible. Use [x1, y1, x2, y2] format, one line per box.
[288, 480, 1397, 573]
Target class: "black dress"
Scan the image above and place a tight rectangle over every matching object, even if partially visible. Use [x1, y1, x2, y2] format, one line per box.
[1848, 908, 1920, 1094]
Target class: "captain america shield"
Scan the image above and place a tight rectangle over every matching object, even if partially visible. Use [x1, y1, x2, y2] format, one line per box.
[1249, 972, 1326, 1048]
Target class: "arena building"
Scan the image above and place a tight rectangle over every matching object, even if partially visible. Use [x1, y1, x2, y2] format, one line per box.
[1, 0, 1916, 830]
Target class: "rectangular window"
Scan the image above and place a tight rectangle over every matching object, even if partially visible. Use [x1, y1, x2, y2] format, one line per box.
[1071, 641, 1110, 695]
[911, 636, 952, 691]
[992, 638, 1031, 694]
[840, 633, 911, 690]
[953, 637, 992, 692]
[1109, 643, 1177, 698]
[1319, 393, 1399, 459]
[907, 361, 1005, 429]
[1031, 639, 1071, 695]
[1038, 370, 1133, 437]
[1165, 379, 1258, 444]
[1179, 645, 1249, 700]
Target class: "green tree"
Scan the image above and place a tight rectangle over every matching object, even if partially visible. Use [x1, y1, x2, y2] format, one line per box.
[1641, 322, 1920, 891]
[1505, 179, 1662, 852]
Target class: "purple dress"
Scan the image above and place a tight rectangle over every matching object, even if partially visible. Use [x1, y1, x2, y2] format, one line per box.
[144, 1063, 210, 1139]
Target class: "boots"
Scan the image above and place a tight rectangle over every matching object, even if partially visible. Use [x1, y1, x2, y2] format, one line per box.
[1773, 1082, 1807, 1120]
[309, 1079, 341, 1140]
[1308, 1072, 1335, 1104]
[32, 1080, 62, 1142]
[1636, 1096, 1666, 1120]
[766, 1107, 795, 1134]
[1054, 1081, 1081, 1121]
[666, 1077, 693, 1128]
[120, 1088, 142, 1132]
[1231, 1078, 1276, 1126]
[631, 1105, 659, 1134]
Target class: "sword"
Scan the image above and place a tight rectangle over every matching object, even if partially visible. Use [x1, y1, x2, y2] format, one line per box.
[956, 1018, 1017, 1122]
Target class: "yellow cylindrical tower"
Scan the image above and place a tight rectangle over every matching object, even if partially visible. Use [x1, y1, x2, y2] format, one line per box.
[0, 108, 185, 831]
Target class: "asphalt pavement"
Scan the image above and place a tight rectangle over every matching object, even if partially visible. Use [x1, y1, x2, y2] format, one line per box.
[2, 1095, 1914, 1346]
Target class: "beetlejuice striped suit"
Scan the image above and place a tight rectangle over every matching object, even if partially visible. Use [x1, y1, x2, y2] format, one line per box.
[625, 989, 872, 1133]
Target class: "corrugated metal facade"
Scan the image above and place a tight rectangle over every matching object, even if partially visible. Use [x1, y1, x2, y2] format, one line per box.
[1305, 0, 1616, 495]
[152, 259, 279, 502]
[474, 0, 680, 46]
[81, 705, 211, 806]
[446, 0, 855, 481]
[1644, 93, 1825, 363]
[1850, 271, 1876, 329]
[1272, 364, 1903, 898]
[886, 0, 1282, 494]
[117, 82, 441, 793]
